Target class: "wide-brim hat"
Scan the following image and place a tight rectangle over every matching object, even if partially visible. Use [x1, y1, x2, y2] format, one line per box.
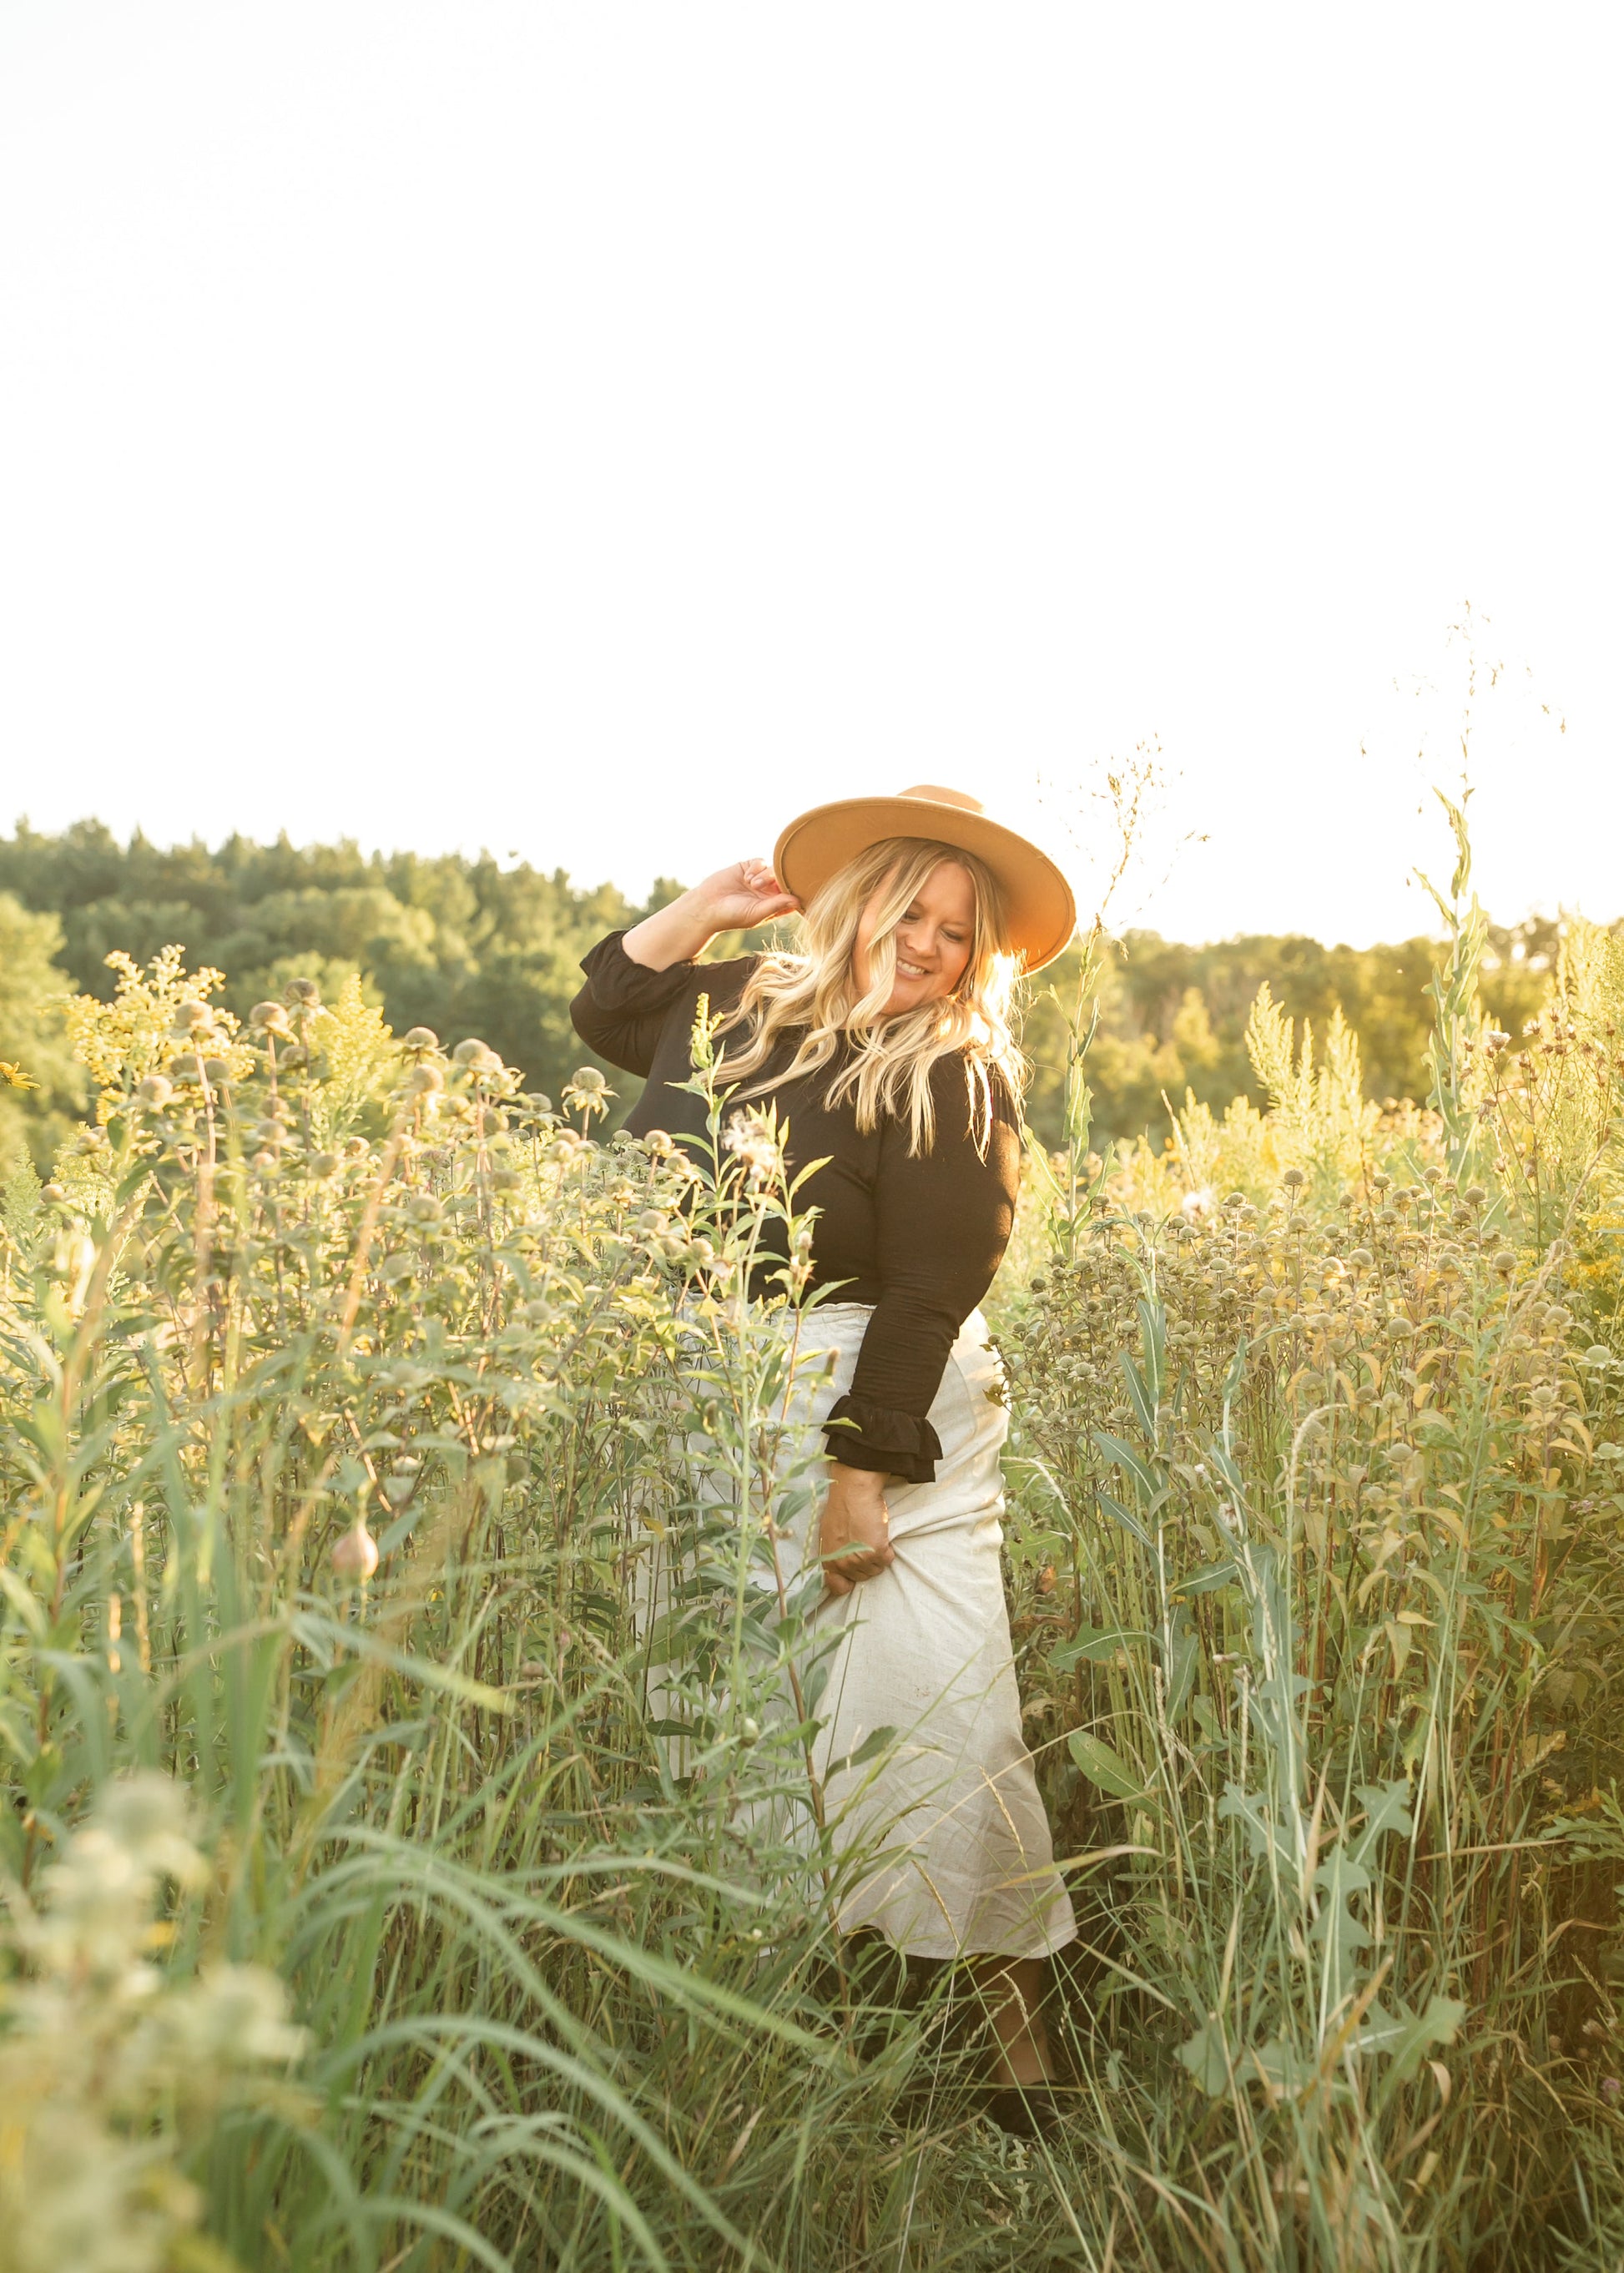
[773, 784, 1077, 972]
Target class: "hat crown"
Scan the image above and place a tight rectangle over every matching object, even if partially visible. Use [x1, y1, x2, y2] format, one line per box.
[897, 784, 984, 816]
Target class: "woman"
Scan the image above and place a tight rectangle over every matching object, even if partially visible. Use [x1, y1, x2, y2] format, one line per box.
[571, 785, 1077, 2128]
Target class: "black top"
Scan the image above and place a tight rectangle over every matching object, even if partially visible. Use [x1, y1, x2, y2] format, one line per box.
[571, 932, 1021, 1483]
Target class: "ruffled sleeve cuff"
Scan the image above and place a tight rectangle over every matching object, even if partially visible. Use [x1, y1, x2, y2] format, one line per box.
[578, 931, 697, 1011]
[821, 1395, 942, 1485]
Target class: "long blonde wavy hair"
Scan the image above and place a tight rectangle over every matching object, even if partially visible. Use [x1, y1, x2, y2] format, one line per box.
[714, 837, 1029, 1156]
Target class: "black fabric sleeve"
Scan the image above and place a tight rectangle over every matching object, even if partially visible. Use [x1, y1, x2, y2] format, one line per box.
[570, 932, 698, 1078]
[821, 1059, 1021, 1483]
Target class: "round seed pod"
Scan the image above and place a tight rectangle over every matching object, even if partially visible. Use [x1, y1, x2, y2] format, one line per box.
[332, 1518, 379, 1581]
[250, 1001, 292, 1036]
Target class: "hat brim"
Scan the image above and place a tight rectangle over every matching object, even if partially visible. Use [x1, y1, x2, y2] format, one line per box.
[773, 796, 1077, 973]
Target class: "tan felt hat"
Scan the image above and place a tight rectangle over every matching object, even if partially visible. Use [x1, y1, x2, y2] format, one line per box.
[774, 785, 1077, 972]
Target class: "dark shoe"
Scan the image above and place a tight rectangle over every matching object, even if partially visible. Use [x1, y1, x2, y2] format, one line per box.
[985, 2080, 1065, 2139]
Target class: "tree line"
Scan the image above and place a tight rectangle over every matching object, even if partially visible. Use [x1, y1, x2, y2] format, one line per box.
[0, 818, 1561, 1177]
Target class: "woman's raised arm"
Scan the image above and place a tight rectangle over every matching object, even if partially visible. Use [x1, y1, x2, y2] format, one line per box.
[622, 859, 799, 970]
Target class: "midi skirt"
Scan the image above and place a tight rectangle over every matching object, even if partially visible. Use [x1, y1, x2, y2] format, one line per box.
[644, 1302, 1077, 1964]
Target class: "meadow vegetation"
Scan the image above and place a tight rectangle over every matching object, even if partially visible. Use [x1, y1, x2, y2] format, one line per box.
[2, 809, 1623, 2269]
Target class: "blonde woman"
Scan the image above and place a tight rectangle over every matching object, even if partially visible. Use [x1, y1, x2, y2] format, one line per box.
[571, 786, 1077, 2132]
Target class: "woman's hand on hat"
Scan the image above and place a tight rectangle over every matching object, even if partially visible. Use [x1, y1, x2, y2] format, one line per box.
[818, 1463, 894, 1595]
[697, 859, 800, 933]
[623, 859, 800, 970]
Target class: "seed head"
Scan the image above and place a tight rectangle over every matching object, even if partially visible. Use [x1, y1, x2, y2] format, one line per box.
[284, 978, 321, 1006]
[570, 1066, 608, 1095]
[331, 1516, 380, 1582]
[403, 1026, 440, 1051]
[250, 1000, 292, 1036]
[406, 1063, 445, 1096]
[1281, 1167, 1306, 1190]
[172, 999, 211, 1034]
[136, 1075, 174, 1106]
[40, 1181, 68, 1203]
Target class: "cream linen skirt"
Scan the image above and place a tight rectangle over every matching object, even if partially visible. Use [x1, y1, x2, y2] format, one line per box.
[645, 1302, 1077, 1964]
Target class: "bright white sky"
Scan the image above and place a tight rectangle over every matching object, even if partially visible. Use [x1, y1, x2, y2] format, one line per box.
[1, 3, 1618, 947]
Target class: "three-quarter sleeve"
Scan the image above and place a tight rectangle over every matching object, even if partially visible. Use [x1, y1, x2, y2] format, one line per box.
[821, 1058, 1020, 1483]
[571, 931, 698, 1076]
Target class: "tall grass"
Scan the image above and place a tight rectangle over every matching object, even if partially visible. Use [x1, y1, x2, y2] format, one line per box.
[1, 880, 1622, 2269]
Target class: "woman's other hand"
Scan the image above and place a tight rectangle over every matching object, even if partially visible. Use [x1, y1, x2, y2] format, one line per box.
[623, 859, 799, 970]
[697, 859, 800, 932]
[818, 1462, 895, 1595]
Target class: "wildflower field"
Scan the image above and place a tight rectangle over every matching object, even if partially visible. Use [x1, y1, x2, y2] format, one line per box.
[3, 818, 1624, 2271]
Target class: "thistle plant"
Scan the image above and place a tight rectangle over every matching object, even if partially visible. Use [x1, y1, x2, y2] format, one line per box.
[0, 1775, 305, 2273]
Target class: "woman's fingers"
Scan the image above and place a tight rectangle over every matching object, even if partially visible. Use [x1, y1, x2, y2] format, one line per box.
[740, 859, 800, 914]
[817, 1466, 892, 1594]
[820, 1541, 895, 1591]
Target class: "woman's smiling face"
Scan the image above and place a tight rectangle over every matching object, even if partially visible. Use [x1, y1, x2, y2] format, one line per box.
[854, 859, 976, 1016]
